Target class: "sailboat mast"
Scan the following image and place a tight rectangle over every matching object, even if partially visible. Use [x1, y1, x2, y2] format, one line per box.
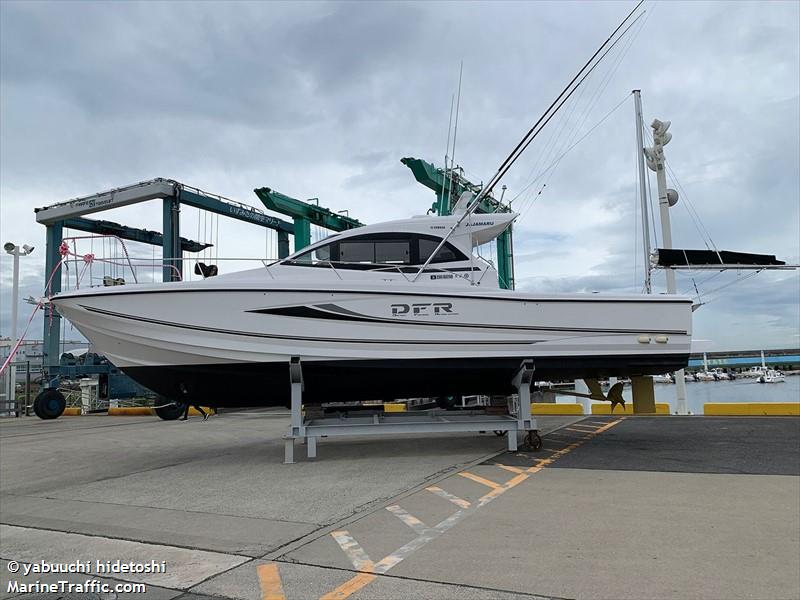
[633, 90, 652, 293]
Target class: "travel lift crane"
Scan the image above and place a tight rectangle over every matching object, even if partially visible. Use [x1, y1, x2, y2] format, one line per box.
[31, 175, 541, 459]
[401, 157, 515, 289]
[254, 187, 363, 248]
[31, 178, 355, 419]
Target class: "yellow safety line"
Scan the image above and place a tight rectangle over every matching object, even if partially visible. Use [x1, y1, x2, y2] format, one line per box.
[386, 505, 429, 535]
[545, 434, 582, 441]
[257, 563, 286, 600]
[567, 424, 601, 432]
[593, 418, 624, 433]
[319, 417, 626, 600]
[426, 486, 471, 509]
[496, 464, 525, 474]
[563, 428, 593, 435]
[479, 472, 529, 502]
[330, 530, 373, 571]
[459, 471, 502, 489]
[320, 569, 376, 600]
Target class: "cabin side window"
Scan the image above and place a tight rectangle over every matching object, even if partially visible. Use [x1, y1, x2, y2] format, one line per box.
[292, 243, 334, 264]
[287, 233, 466, 267]
[339, 239, 411, 264]
[417, 237, 462, 263]
[375, 241, 411, 264]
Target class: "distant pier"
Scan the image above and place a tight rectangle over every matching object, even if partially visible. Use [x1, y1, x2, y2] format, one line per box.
[688, 348, 799, 371]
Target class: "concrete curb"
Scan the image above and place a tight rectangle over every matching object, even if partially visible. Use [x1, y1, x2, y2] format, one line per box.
[531, 404, 584, 415]
[592, 402, 671, 415]
[704, 402, 800, 416]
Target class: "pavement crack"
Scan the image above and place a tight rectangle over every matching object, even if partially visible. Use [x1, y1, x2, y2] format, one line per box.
[271, 557, 571, 600]
[3, 492, 317, 526]
[0, 523, 255, 558]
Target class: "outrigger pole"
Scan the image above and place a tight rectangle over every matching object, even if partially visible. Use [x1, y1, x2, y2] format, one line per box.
[413, 0, 647, 281]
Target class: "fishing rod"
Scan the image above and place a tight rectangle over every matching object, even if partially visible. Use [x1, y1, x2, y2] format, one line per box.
[413, 0, 647, 282]
[483, 0, 645, 200]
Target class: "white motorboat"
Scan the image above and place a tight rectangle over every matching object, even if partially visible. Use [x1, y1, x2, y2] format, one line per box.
[742, 366, 769, 378]
[652, 373, 674, 384]
[694, 371, 716, 381]
[758, 369, 785, 384]
[710, 368, 730, 381]
[51, 212, 693, 408]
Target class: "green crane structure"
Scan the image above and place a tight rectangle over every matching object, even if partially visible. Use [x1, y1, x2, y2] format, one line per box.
[401, 157, 515, 289]
[254, 187, 363, 253]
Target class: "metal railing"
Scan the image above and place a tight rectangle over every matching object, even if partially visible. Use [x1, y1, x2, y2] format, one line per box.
[0, 360, 34, 417]
[275, 257, 496, 285]
[56, 233, 499, 290]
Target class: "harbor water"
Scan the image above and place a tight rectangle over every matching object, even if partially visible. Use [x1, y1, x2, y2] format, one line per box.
[559, 376, 799, 415]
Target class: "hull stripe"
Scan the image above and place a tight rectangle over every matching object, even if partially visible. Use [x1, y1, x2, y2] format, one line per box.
[78, 305, 546, 345]
[56, 287, 693, 305]
[248, 304, 688, 335]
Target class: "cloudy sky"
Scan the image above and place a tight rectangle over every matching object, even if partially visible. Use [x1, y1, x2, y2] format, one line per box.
[1, 0, 798, 351]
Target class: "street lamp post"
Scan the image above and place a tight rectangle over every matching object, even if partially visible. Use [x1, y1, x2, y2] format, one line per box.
[3, 242, 34, 415]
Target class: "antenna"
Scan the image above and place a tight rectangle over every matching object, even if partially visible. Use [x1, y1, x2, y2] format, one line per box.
[446, 61, 464, 212]
[412, 1, 646, 283]
[442, 94, 455, 214]
[633, 90, 652, 294]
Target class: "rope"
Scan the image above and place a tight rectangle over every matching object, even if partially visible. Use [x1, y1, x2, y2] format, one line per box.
[517, 8, 650, 219]
[0, 300, 44, 377]
[1, 252, 69, 377]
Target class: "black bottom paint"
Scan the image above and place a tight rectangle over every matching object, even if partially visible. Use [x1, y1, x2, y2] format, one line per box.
[123, 354, 689, 408]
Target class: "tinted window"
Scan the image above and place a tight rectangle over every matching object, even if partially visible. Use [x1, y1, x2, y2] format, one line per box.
[418, 238, 460, 263]
[339, 241, 375, 263]
[375, 241, 410, 264]
[338, 239, 411, 264]
[289, 233, 465, 267]
[292, 243, 333, 264]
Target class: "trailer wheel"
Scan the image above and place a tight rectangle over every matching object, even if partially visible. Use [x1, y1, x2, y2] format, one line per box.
[525, 430, 543, 451]
[154, 399, 184, 421]
[33, 389, 66, 420]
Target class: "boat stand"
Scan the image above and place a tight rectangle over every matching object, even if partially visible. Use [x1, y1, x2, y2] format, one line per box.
[283, 357, 539, 464]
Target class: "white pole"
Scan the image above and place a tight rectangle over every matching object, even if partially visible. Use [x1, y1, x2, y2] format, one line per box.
[655, 151, 677, 294]
[574, 379, 590, 415]
[7, 249, 20, 411]
[651, 119, 688, 414]
[633, 90, 651, 293]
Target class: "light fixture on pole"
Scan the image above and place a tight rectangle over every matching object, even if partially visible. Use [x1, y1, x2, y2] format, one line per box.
[4, 242, 35, 415]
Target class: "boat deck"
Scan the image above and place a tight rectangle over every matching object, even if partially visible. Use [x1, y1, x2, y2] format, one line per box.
[1, 413, 798, 599]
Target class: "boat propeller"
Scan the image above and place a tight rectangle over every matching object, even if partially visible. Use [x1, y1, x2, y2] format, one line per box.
[585, 379, 626, 411]
[555, 379, 626, 410]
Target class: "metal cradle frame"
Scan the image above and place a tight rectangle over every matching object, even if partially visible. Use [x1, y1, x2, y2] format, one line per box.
[283, 357, 538, 463]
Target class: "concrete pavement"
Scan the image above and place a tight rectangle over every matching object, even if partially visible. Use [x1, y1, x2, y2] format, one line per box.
[1, 412, 798, 599]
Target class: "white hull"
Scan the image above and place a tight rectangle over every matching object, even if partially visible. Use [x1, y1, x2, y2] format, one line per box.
[52, 276, 692, 406]
[758, 370, 786, 383]
[54, 279, 692, 367]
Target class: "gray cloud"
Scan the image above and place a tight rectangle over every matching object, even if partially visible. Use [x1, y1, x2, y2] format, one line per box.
[1, 0, 798, 351]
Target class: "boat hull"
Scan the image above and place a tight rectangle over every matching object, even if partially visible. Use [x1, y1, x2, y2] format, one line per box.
[121, 354, 689, 407]
[51, 281, 693, 406]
